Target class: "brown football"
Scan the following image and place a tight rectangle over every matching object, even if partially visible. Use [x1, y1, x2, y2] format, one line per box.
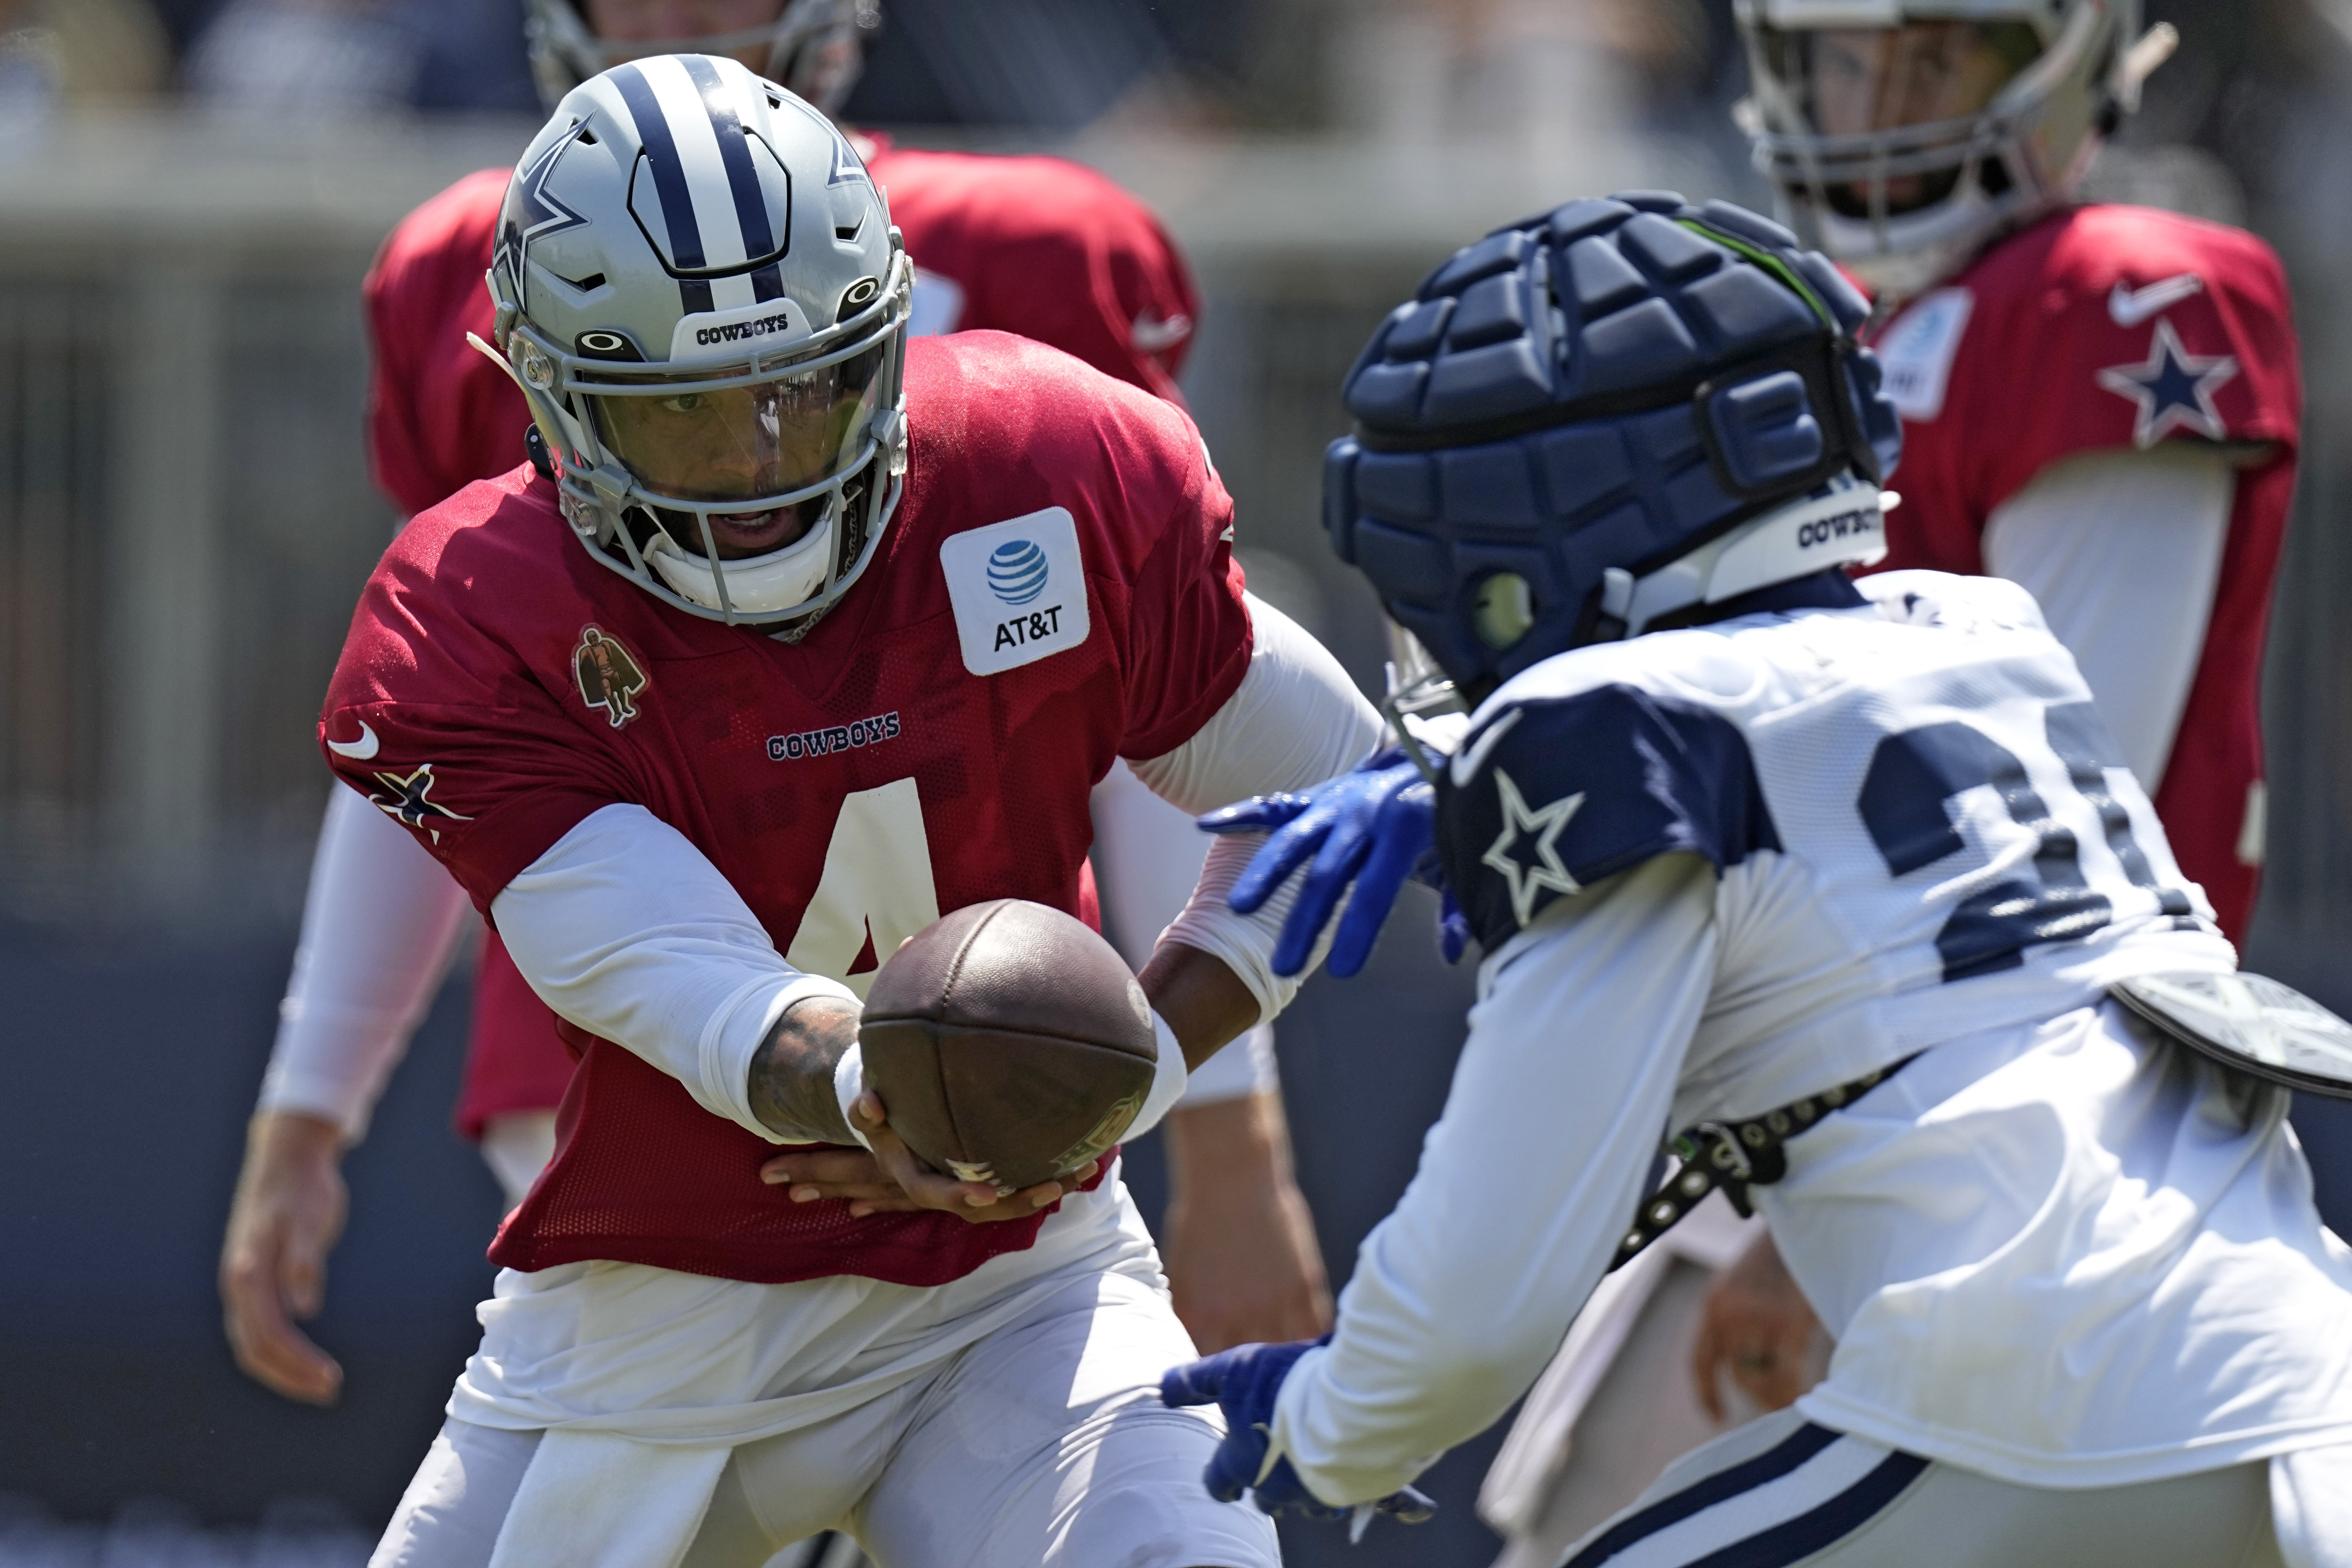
[859, 899, 1158, 1193]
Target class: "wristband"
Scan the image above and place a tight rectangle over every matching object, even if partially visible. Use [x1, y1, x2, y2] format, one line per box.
[832, 1040, 872, 1151]
[1124, 1011, 1192, 1143]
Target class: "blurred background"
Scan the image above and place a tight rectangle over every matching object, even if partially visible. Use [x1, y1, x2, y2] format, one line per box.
[2, 1, 2349, 1564]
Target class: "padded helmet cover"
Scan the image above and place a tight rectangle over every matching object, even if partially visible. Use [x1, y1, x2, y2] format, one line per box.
[1324, 193, 1903, 694]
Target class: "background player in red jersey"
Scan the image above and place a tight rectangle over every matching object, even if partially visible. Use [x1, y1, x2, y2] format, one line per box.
[1473, 5, 2309, 1561]
[219, 0, 1330, 1414]
[340, 58, 1381, 1565]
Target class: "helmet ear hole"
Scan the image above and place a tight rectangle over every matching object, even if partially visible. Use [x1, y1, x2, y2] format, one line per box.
[1472, 573, 1538, 651]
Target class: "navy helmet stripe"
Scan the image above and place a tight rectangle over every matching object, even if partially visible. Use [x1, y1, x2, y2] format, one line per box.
[749, 263, 786, 304]
[1686, 1451, 1927, 1568]
[1563, 1423, 1840, 1567]
[677, 53, 783, 269]
[610, 62, 709, 316]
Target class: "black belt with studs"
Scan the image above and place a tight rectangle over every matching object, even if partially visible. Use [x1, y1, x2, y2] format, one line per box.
[1607, 1057, 1916, 1274]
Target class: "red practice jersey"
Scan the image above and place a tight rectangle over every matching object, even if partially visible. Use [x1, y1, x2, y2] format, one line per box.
[1864, 205, 2300, 938]
[324, 334, 1248, 1285]
[358, 145, 1200, 1136]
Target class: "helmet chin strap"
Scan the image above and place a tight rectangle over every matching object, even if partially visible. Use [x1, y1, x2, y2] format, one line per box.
[1600, 479, 1896, 639]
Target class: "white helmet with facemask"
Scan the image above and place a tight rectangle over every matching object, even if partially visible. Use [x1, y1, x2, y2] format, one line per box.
[487, 53, 910, 631]
[1734, 0, 2176, 303]
[524, 0, 878, 114]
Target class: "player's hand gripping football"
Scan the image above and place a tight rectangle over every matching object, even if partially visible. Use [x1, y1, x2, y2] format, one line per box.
[1202, 747, 1467, 978]
[1161, 1338, 1436, 1538]
[219, 1109, 350, 1404]
[755, 996, 1095, 1224]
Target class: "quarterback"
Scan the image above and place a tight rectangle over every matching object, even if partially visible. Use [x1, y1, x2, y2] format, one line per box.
[221, 0, 1326, 1420]
[341, 58, 1380, 1567]
[1168, 196, 2352, 1566]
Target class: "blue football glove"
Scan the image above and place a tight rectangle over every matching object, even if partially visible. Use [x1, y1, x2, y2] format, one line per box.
[1198, 749, 1438, 979]
[1160, 1338, 1437, 1537]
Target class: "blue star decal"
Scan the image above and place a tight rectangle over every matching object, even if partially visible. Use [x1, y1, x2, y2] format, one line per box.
[2095, 318, 2238, 449]
[495, 124, 594, 303]
[368, 764, 473, 845]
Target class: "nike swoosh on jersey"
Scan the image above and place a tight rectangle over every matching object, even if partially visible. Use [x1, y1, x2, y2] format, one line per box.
[1449, 706, 1524, 789]
[1132, 312, 1193, 353]
[326, 721, 380, 760]
[2109, 274, 2204, 327]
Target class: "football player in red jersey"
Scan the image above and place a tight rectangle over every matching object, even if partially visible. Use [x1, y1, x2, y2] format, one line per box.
[219, 0, 1331, 1415]
[337, 58, 1379, 1565]
[1455, 6, 2310, 1560]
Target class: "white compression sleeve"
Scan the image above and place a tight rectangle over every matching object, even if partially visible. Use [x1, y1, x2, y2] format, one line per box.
[1982, 445, 2234, 790]
[1089, 759, 1278, 1106]
[1136, 593, 1384, 1025]
[490, 804, 857, 1143]
[1270, 853, 1719, 1506]
[257, 786, 472, 1141]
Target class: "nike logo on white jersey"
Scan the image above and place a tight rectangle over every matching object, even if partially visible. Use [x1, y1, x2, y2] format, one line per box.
[326, 721, 380, 760]
[2109, 274, 2203, 327]
[1450, 707, 1524, 788]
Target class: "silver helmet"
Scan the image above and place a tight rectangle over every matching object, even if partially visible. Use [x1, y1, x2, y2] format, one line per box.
[487, 53, 912, 630]
[524, 0, 879, 114]
[1734, 0, 2175, 303]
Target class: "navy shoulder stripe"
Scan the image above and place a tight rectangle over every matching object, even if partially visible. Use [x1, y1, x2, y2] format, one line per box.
[1437, 682, 1778, 950]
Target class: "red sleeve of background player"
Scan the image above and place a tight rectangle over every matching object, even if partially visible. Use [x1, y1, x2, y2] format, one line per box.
[1873, 205, 2300, 570]
[318, 481, 635, 909]
[363, 168, 535, 518]
[871, 146, 1201, 402]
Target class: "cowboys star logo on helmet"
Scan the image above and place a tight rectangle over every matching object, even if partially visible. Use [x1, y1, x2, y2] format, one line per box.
[485, 53, 913, 632]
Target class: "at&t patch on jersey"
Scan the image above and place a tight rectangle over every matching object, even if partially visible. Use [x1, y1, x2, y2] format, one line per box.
[940, 507, 1091, 676]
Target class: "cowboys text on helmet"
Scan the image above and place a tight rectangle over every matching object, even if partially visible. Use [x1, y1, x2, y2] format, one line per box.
[1734, 0, 2176, 302]
[488, 53, 911, 630]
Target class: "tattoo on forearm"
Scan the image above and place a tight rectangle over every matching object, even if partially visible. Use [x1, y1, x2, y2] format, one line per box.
[746, 1000, 859, 1144]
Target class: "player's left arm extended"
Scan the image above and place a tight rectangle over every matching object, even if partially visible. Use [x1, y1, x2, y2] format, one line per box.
[1125, 592, 1384, 1065]
[1244, 852, 1716, 1507]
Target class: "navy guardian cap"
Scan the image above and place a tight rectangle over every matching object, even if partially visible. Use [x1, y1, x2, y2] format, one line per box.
[1324, 193, 1903, 700]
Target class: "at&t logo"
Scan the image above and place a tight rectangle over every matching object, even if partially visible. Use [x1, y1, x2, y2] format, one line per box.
[987, 539, 1050, 605]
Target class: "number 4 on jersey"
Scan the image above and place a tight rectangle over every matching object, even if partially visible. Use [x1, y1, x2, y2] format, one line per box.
[784, 777, 943, 999]
[1861, 700, 2194, 982]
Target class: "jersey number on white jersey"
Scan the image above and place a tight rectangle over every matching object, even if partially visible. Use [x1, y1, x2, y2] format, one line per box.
[1861, 699, 2195, 981]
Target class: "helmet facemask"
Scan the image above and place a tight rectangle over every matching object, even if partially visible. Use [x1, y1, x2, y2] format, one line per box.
[1735, 0, 2161, 302]
[524, 0, 879, 113]
[502, 257, 913, 631]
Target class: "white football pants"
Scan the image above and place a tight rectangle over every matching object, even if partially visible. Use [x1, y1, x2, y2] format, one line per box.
[1554, 1406, 2292, 1568]
[368, 1272, 1279, 1568]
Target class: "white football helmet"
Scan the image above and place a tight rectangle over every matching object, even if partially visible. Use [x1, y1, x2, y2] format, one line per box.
[1734, 0, 2175, 302]
[524, 0, 878, 114]
[488, 53, 912, 630]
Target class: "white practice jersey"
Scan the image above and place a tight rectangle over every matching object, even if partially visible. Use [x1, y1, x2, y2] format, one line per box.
[1270, 570, 2352, 1507]
[1439, 569, 2228, 1132]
